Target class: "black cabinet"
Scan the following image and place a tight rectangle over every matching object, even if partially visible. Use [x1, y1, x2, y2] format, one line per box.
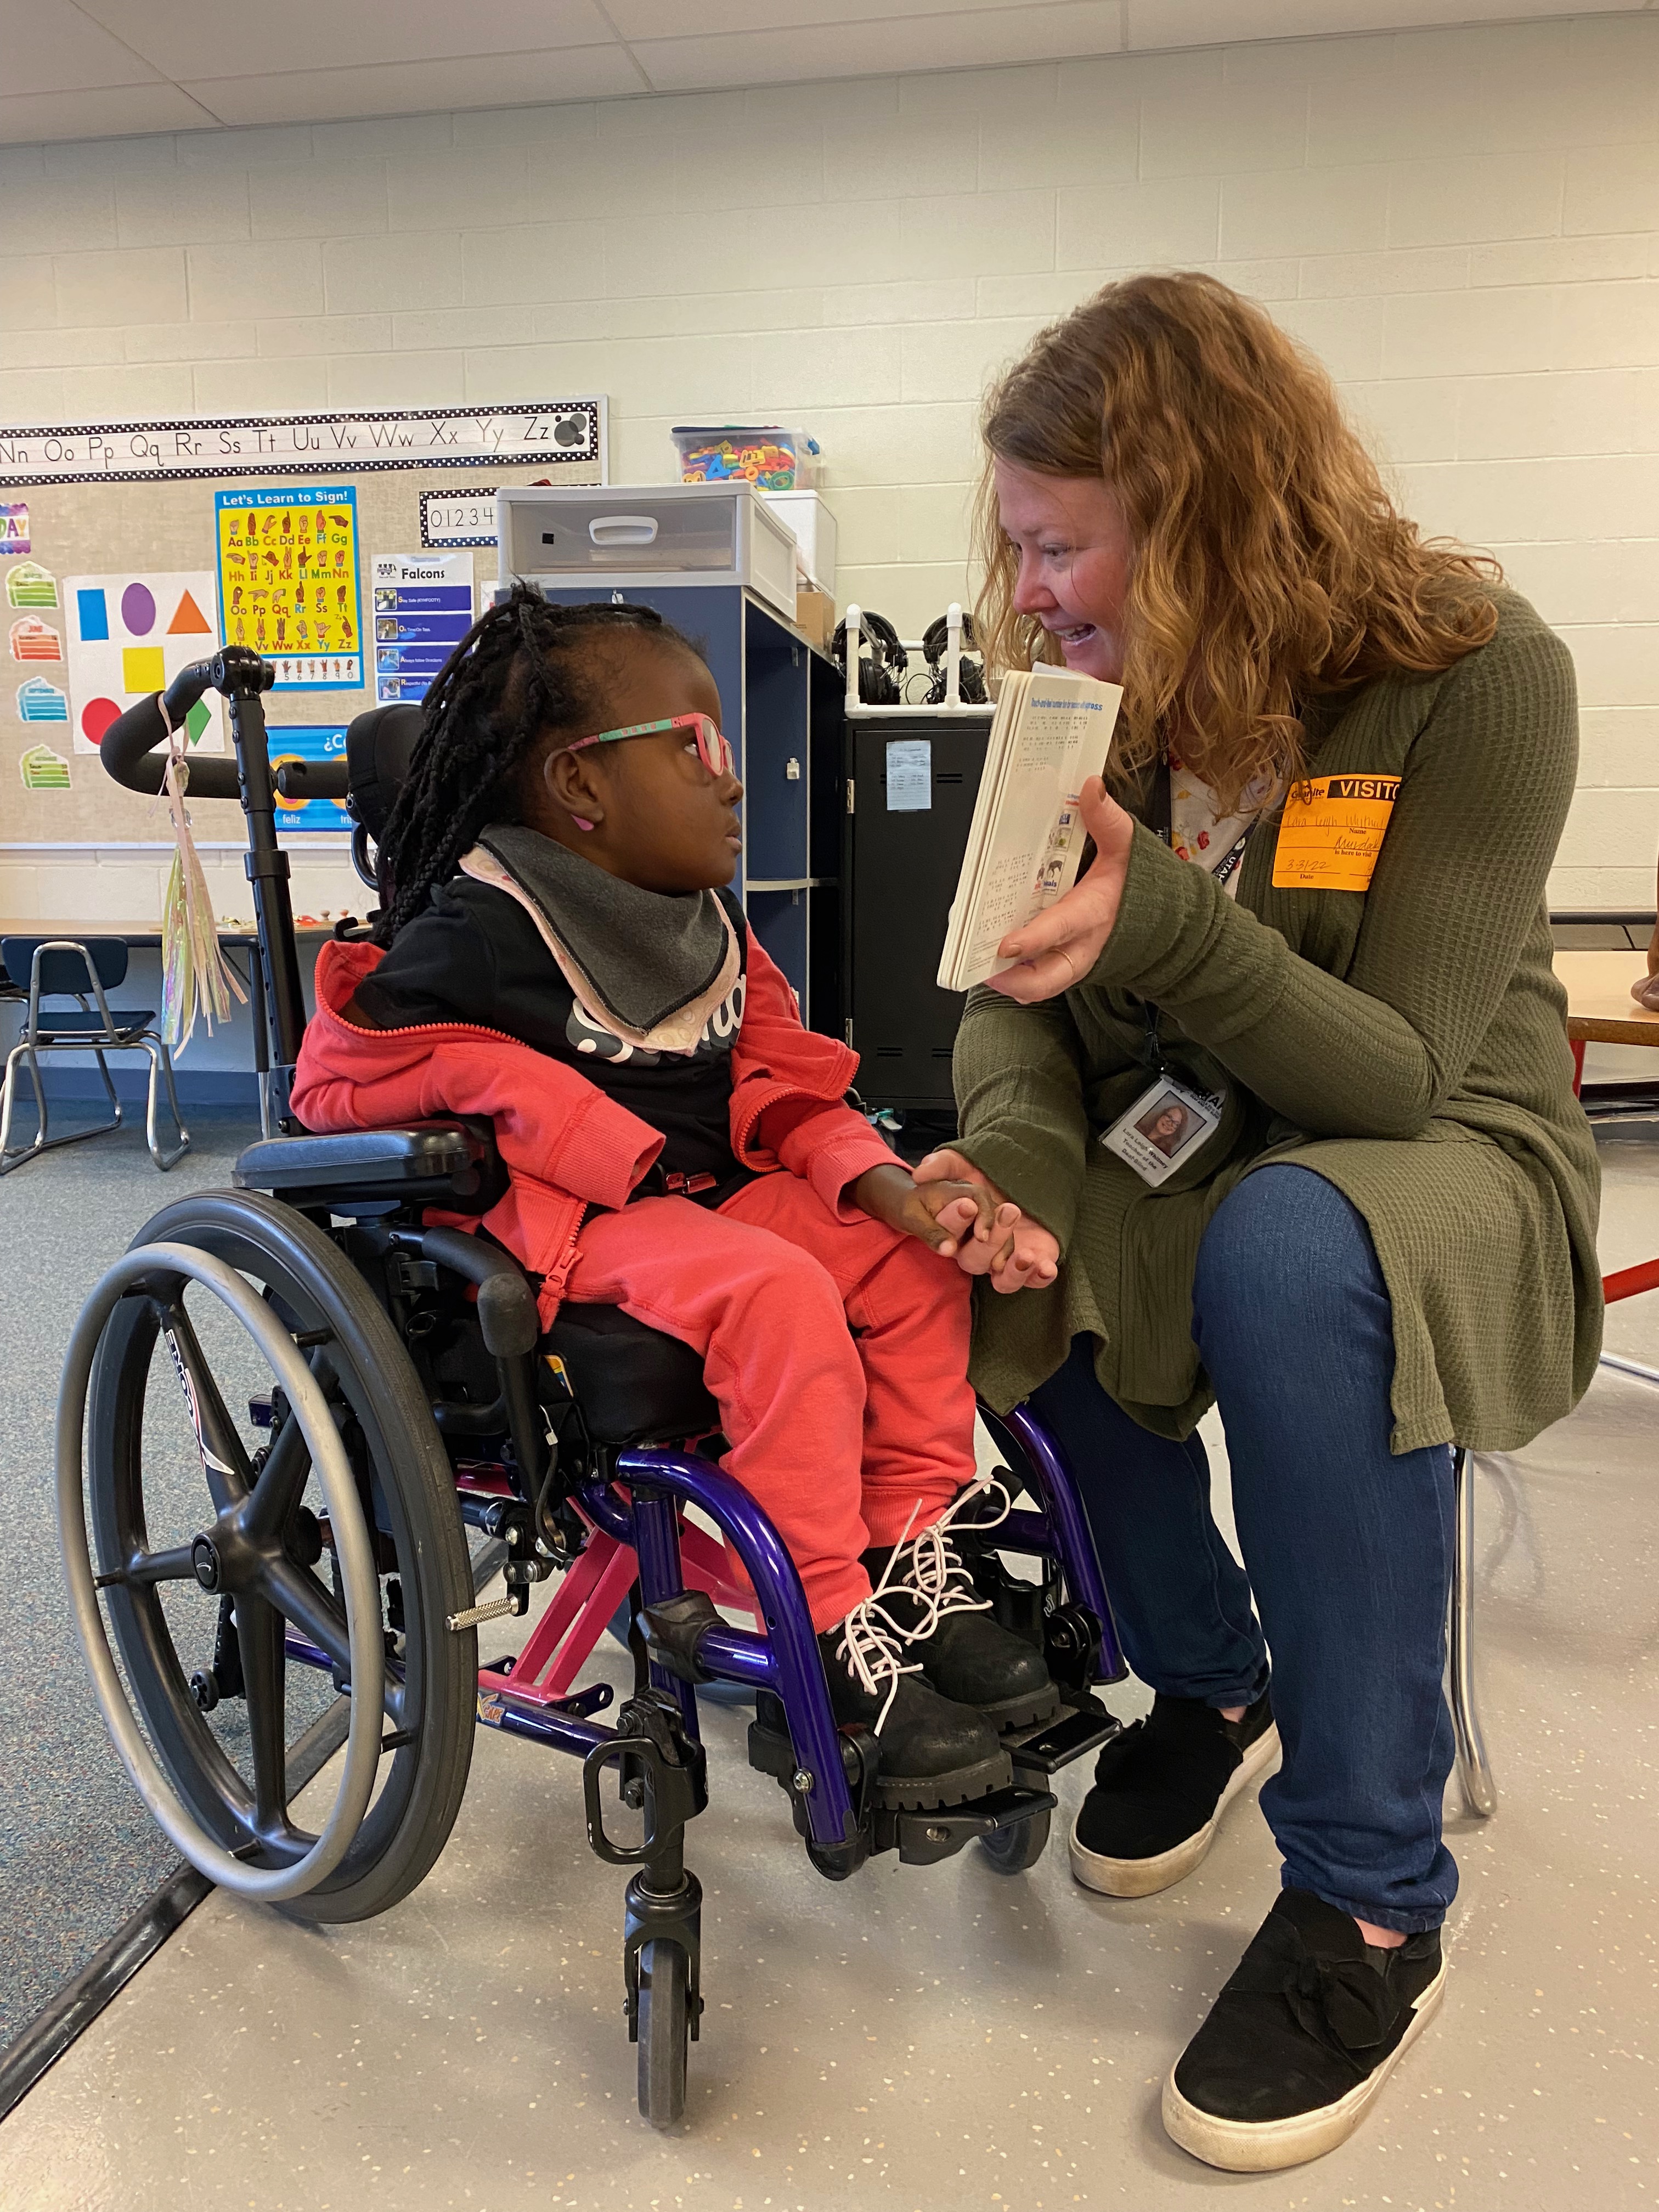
[842, 708, 993, 1112]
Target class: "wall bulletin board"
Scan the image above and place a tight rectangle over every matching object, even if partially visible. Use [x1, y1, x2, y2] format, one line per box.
[0, 400, 605, 845]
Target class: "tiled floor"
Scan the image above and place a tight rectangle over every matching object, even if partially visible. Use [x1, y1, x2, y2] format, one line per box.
[3, 1132, 1657, 2210]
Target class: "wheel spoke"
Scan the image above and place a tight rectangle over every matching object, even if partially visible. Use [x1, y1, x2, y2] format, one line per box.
[125, 1543, 196, 1585]
[262, 1555, 351, 1673]
[243, 1412, 313, 1545]
[234, 1592, 291, 1840]
[158, 1299, 255, 1512]
[264, 1555, 405, 1727]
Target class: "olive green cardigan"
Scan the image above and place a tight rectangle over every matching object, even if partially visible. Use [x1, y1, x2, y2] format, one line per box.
[952, 588, 1602, 1454]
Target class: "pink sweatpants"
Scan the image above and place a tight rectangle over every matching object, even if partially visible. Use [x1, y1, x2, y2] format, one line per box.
[564, 1170, 978, 1631]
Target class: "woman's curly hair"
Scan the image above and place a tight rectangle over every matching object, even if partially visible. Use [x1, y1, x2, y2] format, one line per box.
[974, 271, 1500, 811]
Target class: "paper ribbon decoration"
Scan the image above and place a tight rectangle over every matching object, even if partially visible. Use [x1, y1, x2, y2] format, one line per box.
[157, 709, 246, 1052]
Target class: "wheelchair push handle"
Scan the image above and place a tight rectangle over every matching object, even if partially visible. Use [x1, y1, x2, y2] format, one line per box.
[98, 647, 351, 805]
[100, 647, 270, 800]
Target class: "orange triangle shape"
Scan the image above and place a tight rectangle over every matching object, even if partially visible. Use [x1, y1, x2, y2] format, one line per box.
[168, 588, 212, 635]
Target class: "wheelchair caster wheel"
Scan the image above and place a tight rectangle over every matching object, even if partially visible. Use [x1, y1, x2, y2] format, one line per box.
[188, 1669, 219, 1713]
[636, 1938, 690, 2128]
[978, 1805, 1051, 1875]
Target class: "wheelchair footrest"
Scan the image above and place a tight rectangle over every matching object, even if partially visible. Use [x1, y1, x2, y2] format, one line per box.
[881, 1786, 1057, 1867]
[1003, 1693, 1121, 1776]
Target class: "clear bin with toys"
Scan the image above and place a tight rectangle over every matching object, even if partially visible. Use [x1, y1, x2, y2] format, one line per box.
[672, 425, 821, 492]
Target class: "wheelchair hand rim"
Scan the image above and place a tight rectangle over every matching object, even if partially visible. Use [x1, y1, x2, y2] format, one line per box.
[57, 1239, 387, 1902]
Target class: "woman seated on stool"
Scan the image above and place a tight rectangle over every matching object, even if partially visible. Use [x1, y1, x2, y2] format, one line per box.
[915, 272, 1602, 2173]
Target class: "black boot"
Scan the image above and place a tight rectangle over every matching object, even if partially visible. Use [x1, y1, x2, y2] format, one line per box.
[1069, 1690, 1278, 1897]
[817, 1605, 1011, 1809]
[1163, 1888, 1447, 2170]
[755, 1599, 1012, 1812]
[862, 1485, 1060, 1733]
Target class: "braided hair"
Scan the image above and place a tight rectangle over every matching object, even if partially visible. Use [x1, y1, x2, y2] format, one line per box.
[373, 585, 698, 944]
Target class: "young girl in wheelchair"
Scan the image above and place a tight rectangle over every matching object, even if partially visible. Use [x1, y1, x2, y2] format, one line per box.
[293, 587, 1059, 1810]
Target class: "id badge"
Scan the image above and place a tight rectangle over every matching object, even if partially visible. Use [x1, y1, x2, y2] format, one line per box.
[1100, 1076, 1224, 1187]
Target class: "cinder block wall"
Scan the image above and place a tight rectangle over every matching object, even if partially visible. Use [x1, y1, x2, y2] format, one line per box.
[2, 10, 1656, 916]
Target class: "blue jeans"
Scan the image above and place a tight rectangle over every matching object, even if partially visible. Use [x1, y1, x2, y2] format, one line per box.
[1029, 1164, 1457, 1933]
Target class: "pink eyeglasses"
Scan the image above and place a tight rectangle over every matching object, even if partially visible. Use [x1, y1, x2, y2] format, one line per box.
[563, 712, 735, 778]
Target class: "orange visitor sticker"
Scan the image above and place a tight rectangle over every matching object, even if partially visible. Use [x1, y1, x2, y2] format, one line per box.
[1271, 774, 1401, 893]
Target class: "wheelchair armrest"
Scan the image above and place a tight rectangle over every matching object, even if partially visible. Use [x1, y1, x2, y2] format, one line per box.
[233, 1118, 508, 1213]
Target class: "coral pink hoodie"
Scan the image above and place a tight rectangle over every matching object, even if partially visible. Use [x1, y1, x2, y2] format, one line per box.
[292, 930, 898, 1330]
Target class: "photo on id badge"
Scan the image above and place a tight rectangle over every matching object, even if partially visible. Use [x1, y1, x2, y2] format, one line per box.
[1101, 1079, 1223, 1187]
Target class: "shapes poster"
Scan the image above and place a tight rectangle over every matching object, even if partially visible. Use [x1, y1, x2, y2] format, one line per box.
[372, 551, 473, 704]
[63, 571, 226, 755]
[216, 484, 363, 691]
[267, 725, 351, 832]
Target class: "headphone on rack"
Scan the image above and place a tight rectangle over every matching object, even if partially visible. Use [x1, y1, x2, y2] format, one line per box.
[920, 611, 988, 706]
[832, 610, 907, 705]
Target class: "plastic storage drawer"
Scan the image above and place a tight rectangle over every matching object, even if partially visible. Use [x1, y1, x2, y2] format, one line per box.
[495, 483, 797, 623]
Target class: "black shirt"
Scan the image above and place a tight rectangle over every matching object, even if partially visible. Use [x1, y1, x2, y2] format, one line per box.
[357, 877, 752, 1205]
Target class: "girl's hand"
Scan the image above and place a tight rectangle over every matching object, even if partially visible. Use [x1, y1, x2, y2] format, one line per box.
[913, 1148, 1061, 1292]
[851, 1160, 1019, 1258]
[986, 777, 1135, 1004]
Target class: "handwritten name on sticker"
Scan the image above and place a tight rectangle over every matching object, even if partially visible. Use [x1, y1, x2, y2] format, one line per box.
[1271, 774, 1401, 893]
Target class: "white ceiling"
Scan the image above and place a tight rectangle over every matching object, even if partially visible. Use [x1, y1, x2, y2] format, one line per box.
[0, 0, 1649, 144]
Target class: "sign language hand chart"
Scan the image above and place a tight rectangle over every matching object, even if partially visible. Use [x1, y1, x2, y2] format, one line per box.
[216, 484, 363, 690]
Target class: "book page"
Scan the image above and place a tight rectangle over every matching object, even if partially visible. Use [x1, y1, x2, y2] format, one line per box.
[940, 671, 1120, 990]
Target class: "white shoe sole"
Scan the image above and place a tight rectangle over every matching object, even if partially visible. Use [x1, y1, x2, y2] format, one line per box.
[1068, 1723, 1281, 1899]
[1161, 1953, 1448, 2171]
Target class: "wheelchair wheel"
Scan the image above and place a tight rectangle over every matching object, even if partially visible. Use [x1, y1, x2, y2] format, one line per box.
[978, 1808, 1051, 1875]
[636, 1939, 690, 2128]
[72, 1190, 477, 1921]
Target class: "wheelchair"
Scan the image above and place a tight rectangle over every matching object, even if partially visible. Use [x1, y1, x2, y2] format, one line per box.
[58, 646, 1127, 2127]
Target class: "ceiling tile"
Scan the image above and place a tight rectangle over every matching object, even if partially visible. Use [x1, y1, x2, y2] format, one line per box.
[181, 47, 645, 128]
[0, 0, 167, 95]
[74, 0, 616, 78]
[1123, 0, 1637, 43]
[634, 1, 1124, 92]
[610, 0, 1109, 34]
[0, 81, 219, 144]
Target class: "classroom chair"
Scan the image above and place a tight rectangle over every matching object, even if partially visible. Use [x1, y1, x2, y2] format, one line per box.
[0, 936, 189, 1176]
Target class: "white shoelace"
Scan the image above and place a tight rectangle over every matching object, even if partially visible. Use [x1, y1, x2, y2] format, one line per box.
[889, 1471, 1015, 1641]
[832, 1543, 924, 1735]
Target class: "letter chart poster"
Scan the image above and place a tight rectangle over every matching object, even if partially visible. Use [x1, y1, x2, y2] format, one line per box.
[64, 572, 227, 755]
[216, 483, 363, 691]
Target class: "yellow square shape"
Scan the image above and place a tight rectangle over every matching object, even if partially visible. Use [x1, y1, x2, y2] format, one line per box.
[122, 645, 165, 692]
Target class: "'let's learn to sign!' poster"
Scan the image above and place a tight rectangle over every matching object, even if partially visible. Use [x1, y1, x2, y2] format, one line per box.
[216, 484, 363, 691]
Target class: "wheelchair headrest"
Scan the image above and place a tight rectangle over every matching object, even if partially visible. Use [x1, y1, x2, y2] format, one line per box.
[345, 703, 425, 843]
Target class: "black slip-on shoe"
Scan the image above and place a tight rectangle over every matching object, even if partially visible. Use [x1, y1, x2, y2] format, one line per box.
[1069, 1690, 1278, 1897]
[1163, 1887, 1447, 2171]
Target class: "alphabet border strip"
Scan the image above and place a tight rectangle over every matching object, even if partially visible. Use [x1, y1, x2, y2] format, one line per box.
[0, 399, 605, 489]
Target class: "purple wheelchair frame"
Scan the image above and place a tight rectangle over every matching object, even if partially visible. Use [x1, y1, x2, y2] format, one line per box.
[286, 1401, 1121, 1859]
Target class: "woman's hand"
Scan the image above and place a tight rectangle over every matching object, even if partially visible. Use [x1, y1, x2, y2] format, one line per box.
[986, 776, 1135, 1004]
[913, 1148, 1062, 1293]
[851, 1160, 1019, 1259]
